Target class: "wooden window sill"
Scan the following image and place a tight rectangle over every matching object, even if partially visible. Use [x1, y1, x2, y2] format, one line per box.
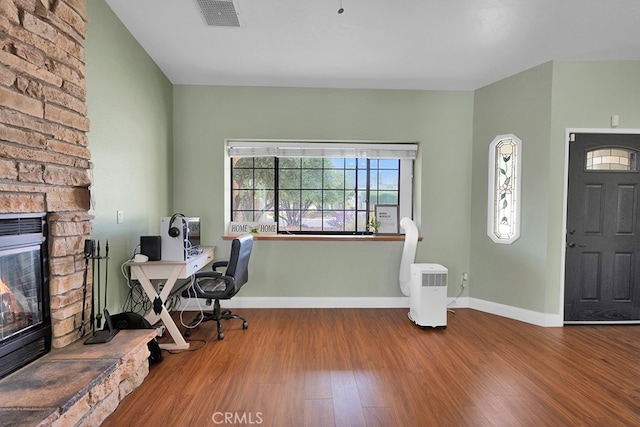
[222, 234, 422, 242]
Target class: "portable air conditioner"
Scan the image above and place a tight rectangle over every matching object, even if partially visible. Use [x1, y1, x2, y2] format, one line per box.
[409, 263, 448, 328]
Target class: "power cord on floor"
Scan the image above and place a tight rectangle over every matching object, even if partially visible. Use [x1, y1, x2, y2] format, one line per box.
[179, 273, 205, 330]
[447, 273, 469, 313]
[163, 339, 207, 354]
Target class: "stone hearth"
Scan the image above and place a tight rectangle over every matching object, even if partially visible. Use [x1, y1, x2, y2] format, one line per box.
[0, 329, 155, 427]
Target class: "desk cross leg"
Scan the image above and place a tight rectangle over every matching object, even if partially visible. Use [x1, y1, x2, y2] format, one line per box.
[130, 264, 190, 350]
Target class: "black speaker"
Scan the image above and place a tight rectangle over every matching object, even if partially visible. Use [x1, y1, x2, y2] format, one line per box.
[140, 236, 161, 261]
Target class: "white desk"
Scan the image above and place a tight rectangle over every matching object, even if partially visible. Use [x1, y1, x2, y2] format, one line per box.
[128, 247, 214, 350]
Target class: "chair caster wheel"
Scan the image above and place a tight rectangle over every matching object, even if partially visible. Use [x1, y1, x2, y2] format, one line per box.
[242, 322, 248, 329]
[217, 333, 224, 340]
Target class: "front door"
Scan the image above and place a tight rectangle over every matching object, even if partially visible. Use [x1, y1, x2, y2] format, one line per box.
[565, 132, 640, 322]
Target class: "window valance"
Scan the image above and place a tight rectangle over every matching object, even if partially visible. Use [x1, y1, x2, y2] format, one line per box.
[227, 140, 418, 160]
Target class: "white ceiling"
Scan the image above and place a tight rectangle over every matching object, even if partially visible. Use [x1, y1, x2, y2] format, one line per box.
[104, 0, 640, 91]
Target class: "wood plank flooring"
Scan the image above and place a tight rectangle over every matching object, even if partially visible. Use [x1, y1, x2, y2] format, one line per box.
[102, 308, 640, 426]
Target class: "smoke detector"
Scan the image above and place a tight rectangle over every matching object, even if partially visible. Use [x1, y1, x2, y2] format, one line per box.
[194, 0, 241, 27]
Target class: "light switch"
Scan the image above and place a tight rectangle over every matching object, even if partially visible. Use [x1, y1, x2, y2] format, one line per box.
[611, 115, 620, 127]
[117, 210, 124, 224]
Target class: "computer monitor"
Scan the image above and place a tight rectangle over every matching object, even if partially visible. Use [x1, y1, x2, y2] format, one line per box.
[188, 217, 201, 248]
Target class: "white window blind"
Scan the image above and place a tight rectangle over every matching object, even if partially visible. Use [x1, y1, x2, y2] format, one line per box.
[227, 140, 418, 160]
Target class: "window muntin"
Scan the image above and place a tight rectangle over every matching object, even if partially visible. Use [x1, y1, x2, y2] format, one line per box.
[231, 157, 275, 222]
[231, 157, 402, 234]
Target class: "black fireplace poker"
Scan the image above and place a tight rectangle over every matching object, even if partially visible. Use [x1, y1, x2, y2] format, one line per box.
[104, 240, 109, 315]
[96, 241, 102, 329]
[78, 239, 94, 337]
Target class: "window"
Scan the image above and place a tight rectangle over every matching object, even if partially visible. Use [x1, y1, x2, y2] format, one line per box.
[227, 141, 417, 234]
[487, 134, 521, 244]
[586, 147, 637, 171]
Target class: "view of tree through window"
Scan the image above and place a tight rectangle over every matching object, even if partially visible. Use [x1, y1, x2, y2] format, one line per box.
[231, 157, 400, 234]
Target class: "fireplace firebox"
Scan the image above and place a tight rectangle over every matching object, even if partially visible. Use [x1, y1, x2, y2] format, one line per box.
[0, 213, 50, 380]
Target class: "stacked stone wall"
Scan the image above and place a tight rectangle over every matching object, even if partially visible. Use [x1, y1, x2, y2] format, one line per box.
[0, 0, 91, 348]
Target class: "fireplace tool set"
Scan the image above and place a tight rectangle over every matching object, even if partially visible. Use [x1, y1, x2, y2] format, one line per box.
[80, 239, 119, 344]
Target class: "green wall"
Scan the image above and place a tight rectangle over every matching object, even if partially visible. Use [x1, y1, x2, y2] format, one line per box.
[172, 86, 474, 298]
[470, 60, 640, 318]
[86, 0, 173, 311]
[85, 1, 640, 316]
[471, 63, 554, 312]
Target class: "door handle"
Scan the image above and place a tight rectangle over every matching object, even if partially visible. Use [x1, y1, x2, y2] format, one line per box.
[567, 242, 586, 248]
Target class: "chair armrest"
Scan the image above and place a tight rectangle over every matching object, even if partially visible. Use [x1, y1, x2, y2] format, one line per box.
[212, 260, 228, 271]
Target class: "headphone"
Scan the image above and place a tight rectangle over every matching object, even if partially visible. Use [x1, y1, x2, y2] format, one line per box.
[168, 213, 186, 238]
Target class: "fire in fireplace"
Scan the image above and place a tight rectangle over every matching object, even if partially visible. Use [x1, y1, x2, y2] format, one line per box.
[0, 213, 50, 380]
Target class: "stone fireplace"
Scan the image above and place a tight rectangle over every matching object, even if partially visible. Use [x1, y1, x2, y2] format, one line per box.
[0, 3, 156, 424]
[0, 0, 93, 358]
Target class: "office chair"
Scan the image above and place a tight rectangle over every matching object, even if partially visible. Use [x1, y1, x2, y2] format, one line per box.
[182, 234, 253, 340]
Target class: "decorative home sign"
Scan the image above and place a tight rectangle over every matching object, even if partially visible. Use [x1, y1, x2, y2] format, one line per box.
[228, 222, 277, 235]
[487, 134, 522, 244]
[375, 204, 399, 234]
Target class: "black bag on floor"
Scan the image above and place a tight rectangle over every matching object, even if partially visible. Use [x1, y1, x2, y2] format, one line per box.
[110, 312, 163, 365]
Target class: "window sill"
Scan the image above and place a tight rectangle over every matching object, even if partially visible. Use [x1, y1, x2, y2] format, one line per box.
[222, 234, 422, 242]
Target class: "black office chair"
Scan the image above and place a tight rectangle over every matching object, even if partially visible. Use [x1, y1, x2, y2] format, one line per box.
[182, 234, 253, 340]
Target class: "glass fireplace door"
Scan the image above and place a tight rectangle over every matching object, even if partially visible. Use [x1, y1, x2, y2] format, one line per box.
[0, 212, 50, 380]
[0, 245, 44, 340]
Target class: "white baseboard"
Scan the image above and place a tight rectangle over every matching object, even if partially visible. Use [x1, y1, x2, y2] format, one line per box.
[180, 296, 410, 310]
[178, 295, 562, 327]
[468, 297, 563, 327]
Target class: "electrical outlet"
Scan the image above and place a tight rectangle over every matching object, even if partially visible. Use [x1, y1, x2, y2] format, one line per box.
[461, 272, 469, 288]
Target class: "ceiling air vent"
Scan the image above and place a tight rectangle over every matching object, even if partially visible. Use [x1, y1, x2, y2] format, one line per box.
[194, 0, 241, 27]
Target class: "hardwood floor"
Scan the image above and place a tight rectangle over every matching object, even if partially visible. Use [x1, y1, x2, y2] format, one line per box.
[102, 308, 640, 426]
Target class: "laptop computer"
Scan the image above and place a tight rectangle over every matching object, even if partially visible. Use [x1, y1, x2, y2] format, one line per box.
[84, 308, 120, 344]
